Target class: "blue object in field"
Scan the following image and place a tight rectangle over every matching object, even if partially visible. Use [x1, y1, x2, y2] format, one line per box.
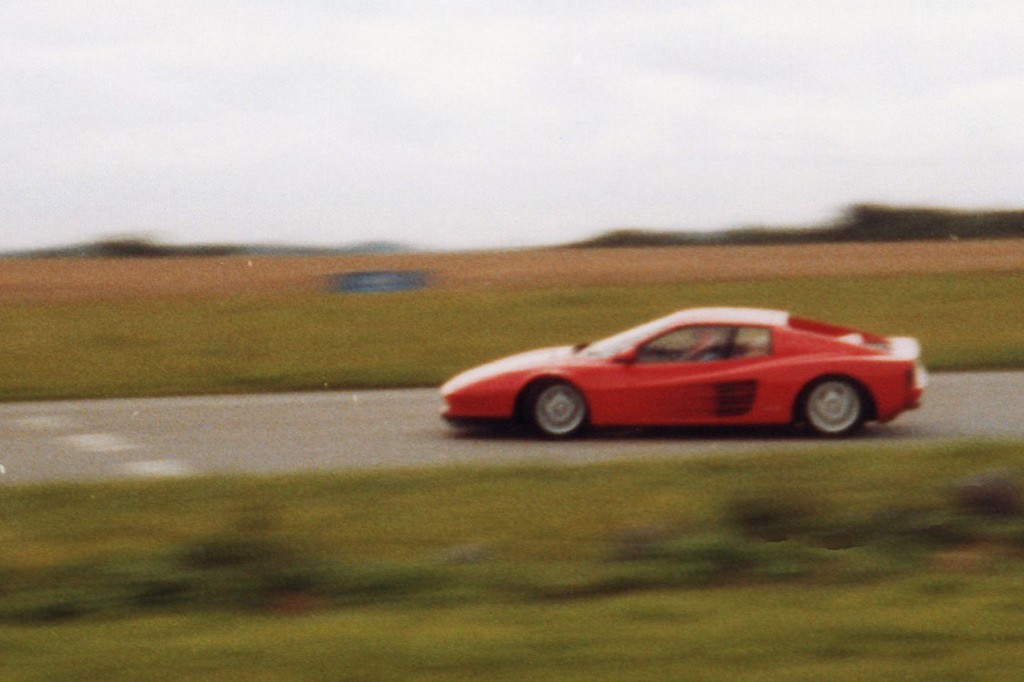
[332, 270, 430, 293]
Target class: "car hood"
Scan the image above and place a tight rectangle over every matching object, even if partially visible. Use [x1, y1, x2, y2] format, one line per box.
[441, 345, 577, 394]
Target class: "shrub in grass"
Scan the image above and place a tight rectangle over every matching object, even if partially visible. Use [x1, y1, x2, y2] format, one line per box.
[644, 536, 760, 587]
[100, 555, 192, 610]
[852, 507, 979, 556]
[0, 586, 98, 623]
[607, 525, 674, 561]
[751, 540, 833, 583]
[604, 518, 832, 590]
[319, 562, 451, 606]
[0, 558, 155, 623]
[725, 491, 819, 541]
[954, 470, 1022, 517]
[654, 536, 837, 587]
[177, 533, 306, 573]
[175, 532, 337, 610]
[177, 529, 452, 609]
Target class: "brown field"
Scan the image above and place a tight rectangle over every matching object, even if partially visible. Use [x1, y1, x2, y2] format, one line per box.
[1, 239, 1023, 303]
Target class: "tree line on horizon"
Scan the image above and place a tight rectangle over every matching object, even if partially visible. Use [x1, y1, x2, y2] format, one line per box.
[575, 204, 1024, 248]
[12, 238, 409, 259]
[9, 203, 1024, 258]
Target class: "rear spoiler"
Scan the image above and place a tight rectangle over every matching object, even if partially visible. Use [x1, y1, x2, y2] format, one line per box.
[834, 333, 921, 360]
[790, 317, 921, 361]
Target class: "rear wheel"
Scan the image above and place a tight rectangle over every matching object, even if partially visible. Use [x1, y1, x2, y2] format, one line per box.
[801, 379, 864, 437]
[529, 382, 588, 438]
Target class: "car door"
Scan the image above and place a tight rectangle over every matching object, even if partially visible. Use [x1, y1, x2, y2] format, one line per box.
[590, 325, 772, 426]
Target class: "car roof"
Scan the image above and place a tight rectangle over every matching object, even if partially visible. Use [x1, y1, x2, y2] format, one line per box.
[665, 307, 791, 327]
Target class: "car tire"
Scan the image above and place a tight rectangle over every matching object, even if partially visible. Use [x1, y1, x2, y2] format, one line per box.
[529, 382, 588, 438]
[801, 379, 865, 437]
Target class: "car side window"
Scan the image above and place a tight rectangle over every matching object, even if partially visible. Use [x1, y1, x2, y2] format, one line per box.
[635, 326, 772, 364]
[636, 326, 733, 363]
[732, 327, 772, 359]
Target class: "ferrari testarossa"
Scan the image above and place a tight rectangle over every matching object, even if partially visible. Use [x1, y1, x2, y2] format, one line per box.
[440, 307, 927, 438]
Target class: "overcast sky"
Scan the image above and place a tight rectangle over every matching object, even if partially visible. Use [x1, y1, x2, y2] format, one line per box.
[3, 1, 1023, 252]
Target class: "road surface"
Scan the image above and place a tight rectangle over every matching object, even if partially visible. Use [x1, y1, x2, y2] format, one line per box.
[1, 372, 1022, 485]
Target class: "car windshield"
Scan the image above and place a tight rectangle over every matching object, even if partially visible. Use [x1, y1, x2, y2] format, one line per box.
[579, 314, 680, 359]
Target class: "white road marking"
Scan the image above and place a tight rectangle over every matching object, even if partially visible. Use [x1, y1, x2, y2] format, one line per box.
[59, 433, 140, 453]
[13, 415, 75, 431]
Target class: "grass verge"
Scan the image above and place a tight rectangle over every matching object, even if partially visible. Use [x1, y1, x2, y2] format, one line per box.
[4, 442, 1024, 679]
[1, 270, 1023, 401]
[7, 580, 1024, 682]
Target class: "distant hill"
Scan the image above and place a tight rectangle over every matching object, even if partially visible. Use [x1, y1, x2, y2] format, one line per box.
[5, 238, 415, 259]
[574, 204, 1024, 248]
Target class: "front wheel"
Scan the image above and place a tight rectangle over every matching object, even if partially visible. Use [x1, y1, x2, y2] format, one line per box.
[801, 379, 865, 437]
[529, 382, 588, 438]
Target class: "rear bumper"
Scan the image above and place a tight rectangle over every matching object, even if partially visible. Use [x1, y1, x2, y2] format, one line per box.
[900, 365, 927, 412]
[906, 387, 924, 410]
[909, 363, 928, 408]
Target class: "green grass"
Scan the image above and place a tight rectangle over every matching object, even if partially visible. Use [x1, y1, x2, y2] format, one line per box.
[5, 442, 1024, 679]
[8, 441, 1020, 571]
[8, 582, 1024, 681]
[2, 270, 1023, 401]
[6, 270, 1024, 679]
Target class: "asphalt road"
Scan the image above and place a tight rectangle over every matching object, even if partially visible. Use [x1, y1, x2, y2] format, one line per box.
[1, 371, 1022, 485]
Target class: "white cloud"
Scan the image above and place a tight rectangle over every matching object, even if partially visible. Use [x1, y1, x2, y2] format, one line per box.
[2, 1, 1024, 250]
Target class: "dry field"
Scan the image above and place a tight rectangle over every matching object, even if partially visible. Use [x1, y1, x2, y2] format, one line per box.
[1, 239, 1023, 303]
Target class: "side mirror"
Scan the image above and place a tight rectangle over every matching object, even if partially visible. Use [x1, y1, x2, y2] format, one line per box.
[611, 348, 637, 364]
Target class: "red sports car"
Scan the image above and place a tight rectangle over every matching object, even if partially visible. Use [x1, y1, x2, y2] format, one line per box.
[440, 307, 926, 438]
